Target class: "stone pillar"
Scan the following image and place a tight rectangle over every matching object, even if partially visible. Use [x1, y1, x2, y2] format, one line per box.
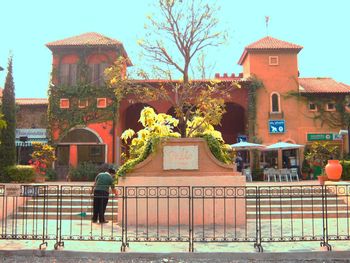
[69, 144, 78, 167]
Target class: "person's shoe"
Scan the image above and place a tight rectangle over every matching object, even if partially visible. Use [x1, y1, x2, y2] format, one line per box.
[91, 219, 97, 223]
[100, 220, 109, 224]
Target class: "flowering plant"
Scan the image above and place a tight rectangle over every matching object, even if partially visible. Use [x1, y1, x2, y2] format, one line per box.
[29, 142, 56, 176]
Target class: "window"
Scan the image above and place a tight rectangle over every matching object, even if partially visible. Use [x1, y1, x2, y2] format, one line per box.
[270, 93, 280, 113]
[89, 63, 108, 86]
[60, 99, 70, 109]
[78, 99, 89, 109]
[308, 102, 317, 111]
[59, 63, 77, 85]
[97, 98, 107, 108]
[326, 102, 336, 111]
[269, 56, 279, 66]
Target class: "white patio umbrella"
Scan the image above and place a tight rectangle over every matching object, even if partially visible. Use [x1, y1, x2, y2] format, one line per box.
[230, 141, 266, 150]
[230, 142, 266, 171]
[265, 142, 304, 168]
[265, 142, 304, 150]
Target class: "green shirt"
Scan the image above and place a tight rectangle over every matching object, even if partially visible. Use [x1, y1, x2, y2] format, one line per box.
[94, 172, 115, 192]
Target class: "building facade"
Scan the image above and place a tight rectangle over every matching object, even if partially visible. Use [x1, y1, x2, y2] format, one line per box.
[44, 33, 350, 178]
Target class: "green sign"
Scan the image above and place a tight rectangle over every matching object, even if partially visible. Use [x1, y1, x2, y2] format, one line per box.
[307, 133, 334, 141]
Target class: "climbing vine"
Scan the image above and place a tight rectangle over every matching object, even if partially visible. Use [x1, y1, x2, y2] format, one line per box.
[286, 91, 350, 128]
[47, 54, 120, 143]
[246, 76, 264, 143]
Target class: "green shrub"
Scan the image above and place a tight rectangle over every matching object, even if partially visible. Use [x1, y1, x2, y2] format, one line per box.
[3, 165, 36, 183]
[45, 168, 57, 181]
[341, 160, 350, 181]
[69, 162, 99, 181]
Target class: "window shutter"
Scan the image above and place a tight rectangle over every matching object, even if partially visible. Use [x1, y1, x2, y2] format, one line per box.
[69, 64, 77, 85]
[93, 64, 99, 85]
[59, 64, 69, 85]
[99, 63, 108, 86]
[88, 64, 94, 84]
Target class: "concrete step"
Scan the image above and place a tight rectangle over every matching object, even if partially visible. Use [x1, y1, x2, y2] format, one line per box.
[18, 206, 119, 213]
[246, 205, 349, 212]
[25, 200, 118, 206]
[246, 199, 346, 206]
[246, 211, 350, 219]
[12, 213, 120, 221]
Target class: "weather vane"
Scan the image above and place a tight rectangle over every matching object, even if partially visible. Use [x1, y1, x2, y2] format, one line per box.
[265, 16, 270, 36]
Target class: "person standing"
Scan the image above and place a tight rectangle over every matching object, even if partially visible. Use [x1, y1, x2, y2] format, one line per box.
[92, 166, 117, 223]
[235, 153, 243, 172]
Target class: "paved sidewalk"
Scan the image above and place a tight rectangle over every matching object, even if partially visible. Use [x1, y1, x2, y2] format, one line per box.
[1, 250, 350, 263]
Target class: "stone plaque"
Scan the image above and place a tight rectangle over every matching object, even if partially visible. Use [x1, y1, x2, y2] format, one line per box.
[163, 145, 198, 170]
[5, 184, 21, 197]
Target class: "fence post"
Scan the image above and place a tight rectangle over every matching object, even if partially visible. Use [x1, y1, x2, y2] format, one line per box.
[189, 186, 194, 252]
[253, 186, 263, 252]
[54, 185, 64, 250]
[320, 185, 332, 251]
[39, 185, 48, 250]
[121, 186, 127, 252]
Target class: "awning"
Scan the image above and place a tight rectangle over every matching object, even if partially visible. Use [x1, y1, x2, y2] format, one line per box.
[16, 138, 48, 147]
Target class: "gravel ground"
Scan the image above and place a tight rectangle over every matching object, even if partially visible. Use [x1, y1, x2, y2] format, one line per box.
[1, 251, 350, 263]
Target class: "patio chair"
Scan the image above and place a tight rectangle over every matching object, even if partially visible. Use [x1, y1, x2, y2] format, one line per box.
[289, 168, 299, 181]
[278, 168, 290, 182]
[263, 168, 277, 182]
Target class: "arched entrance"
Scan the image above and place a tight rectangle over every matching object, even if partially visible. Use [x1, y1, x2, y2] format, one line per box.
[56, 128, 106, 180]
[124, 103, 153, 133]
[215, 102, 246, 144]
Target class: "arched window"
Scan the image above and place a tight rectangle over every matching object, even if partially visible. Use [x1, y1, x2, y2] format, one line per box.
[271, 92, 280, 113]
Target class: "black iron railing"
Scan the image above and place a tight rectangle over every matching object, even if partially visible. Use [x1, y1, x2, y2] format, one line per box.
[0, 184, 350, 252]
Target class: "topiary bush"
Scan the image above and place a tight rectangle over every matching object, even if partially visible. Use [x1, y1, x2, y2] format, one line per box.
[3, 165, 36, 183]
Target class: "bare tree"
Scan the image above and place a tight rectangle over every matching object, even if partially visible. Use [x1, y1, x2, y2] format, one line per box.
[107, 0, 238, 138]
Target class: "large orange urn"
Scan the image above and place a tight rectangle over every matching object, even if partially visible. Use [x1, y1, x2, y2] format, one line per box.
[325, 160, 343, 181]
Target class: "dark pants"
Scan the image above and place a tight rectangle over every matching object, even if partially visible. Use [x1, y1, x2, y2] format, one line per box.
[92, 190, 109, 222]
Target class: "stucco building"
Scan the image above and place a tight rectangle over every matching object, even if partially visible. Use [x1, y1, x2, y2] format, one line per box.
[42, 33, 350, 178]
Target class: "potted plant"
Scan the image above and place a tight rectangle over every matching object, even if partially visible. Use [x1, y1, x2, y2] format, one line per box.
[305, 142, 340, 185]
[30, 142, 56, 183]
[301, 159, 312, 180]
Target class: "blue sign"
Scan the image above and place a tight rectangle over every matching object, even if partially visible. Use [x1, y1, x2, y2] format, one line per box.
[269, 120, 285, 133]
[237, 135, 247, 142]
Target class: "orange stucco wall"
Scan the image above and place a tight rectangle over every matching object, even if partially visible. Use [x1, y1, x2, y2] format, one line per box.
[87, 121, 114, 163]
[51, 48, 118, 165]
[242, 49, 344, 166]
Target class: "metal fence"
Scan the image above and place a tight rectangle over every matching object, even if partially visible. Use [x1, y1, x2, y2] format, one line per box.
[1, 184, 350, 252]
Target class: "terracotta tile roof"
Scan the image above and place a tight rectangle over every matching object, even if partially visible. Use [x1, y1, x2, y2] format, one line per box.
[46, 32, 122, 48]
[16, 98, 48, 105]
[299, 78, 350, 94]
[46, 32, 132, 66]
[238, 36, 303, 65]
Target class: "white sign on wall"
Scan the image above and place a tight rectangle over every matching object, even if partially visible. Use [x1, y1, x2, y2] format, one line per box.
[163, 145, 199, 170]
[5, 184, 21, 197]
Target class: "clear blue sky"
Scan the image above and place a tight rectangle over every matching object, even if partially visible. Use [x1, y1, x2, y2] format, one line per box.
[0, 0, 349, 98]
